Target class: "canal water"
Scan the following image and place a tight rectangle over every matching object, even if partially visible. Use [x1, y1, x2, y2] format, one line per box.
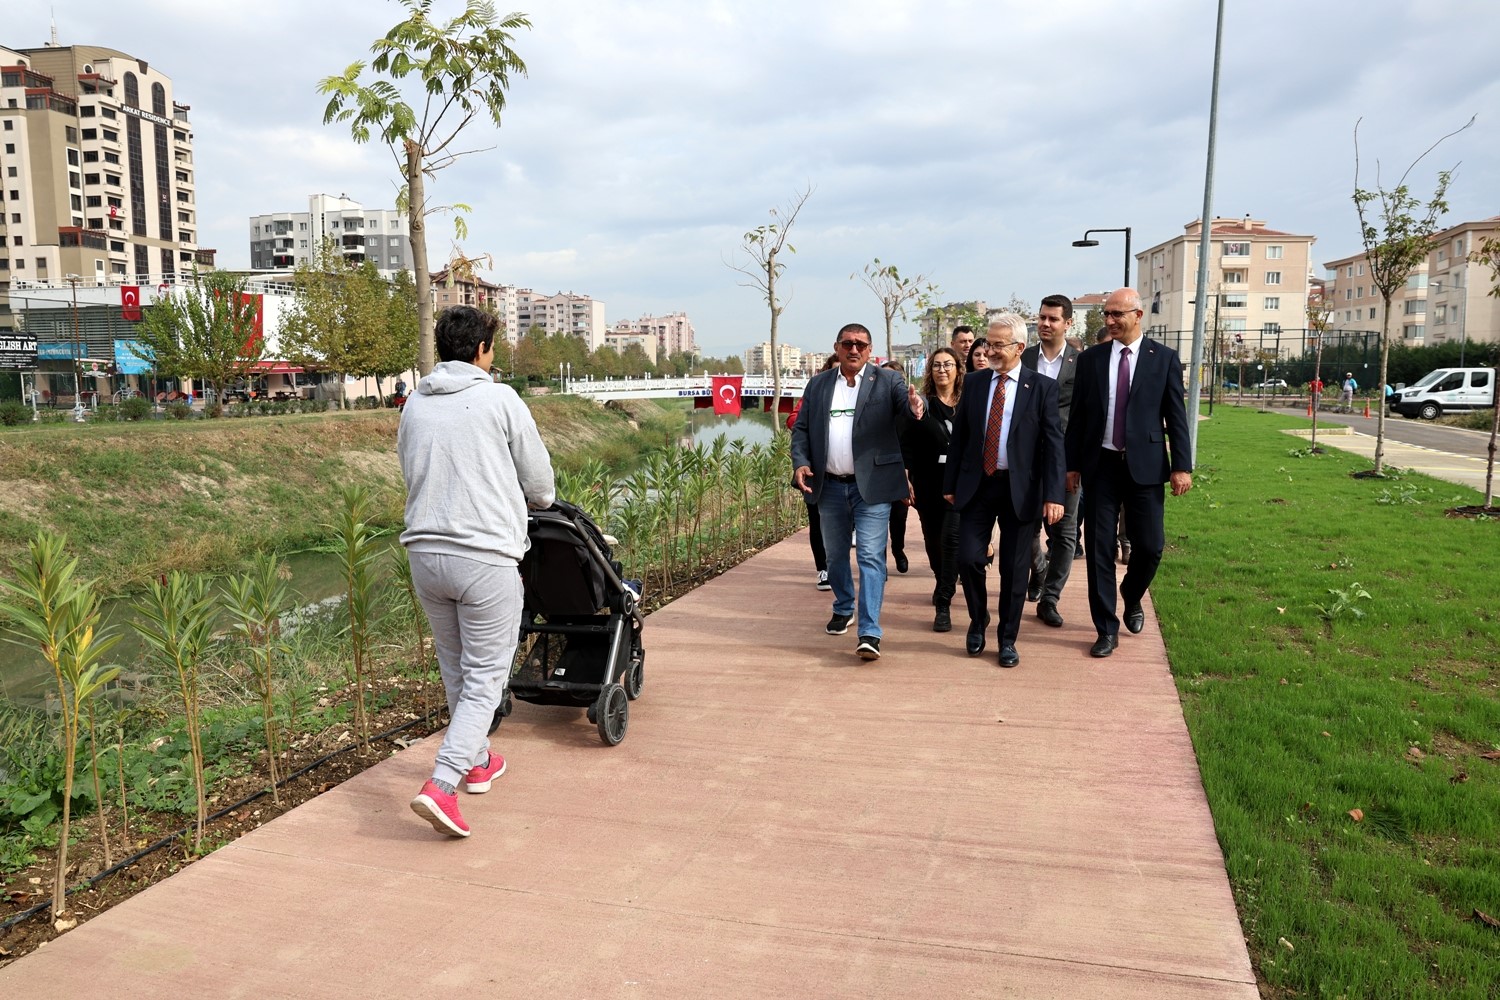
[1, 411, 777, 707]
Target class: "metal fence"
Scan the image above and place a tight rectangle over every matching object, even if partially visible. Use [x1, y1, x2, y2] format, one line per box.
[1148, 326, 1386, 387]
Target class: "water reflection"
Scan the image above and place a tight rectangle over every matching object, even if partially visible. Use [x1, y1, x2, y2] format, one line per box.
[687, 407, 778, 447]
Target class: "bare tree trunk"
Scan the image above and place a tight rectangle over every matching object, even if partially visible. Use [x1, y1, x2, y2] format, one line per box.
[1372, 303, 1393, 475]
[768, 252, 782, 427]
[407, 140, 434, 377]
[884, 309, 894, 363]
[1487, 362, 1499, 507]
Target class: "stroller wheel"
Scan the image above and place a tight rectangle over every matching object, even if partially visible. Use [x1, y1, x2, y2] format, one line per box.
[624, 648, 644, 701]
[595, 683, 629, 746]
[486, 690, 514, 735]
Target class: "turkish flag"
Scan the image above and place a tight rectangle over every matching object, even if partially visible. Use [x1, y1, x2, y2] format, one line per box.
[109, 204, 118, 218]
[238, 292, 264, 355]
[120, 285, 141, 321]
[711, 375, 742, 416]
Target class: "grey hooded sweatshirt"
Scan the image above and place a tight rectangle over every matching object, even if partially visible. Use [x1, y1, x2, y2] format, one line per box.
[397, 361, 556, 565]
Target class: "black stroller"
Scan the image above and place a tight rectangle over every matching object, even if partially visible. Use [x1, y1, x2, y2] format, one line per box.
[490, 500, 645, 745]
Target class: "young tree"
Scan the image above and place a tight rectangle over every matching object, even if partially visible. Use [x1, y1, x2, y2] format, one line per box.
[1005, 293, 1035, 320]
[320, 0, 530, 377]
[1352, 116, 1473, 474]
[135, 272, 264, 417]
[1467, 234, 1500, 507]
[853, 259, 936, 360]
[727, 185, 812, 425]
[1083, 306, 1105, 343]
[1306, 299, 1335, 451]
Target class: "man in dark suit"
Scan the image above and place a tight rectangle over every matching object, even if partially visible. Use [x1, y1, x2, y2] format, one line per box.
[1020, 294, 1081, 627]
[943, 314, 1065, 668]
[792, 323, 925, 661]
[1065, 288, 1193, 659]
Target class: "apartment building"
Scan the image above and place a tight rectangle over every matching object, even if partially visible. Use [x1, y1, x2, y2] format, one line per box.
[249, 193, 410, 279]
[1424, 216, 1499, 357]
[744, 341, 801, 375]
[610, 311, 697, 358]
[1136, 216, 1315, 356]
[430, 266, 503, 312]
[1, 41, 208, 333]
[601, 328, 658, 365]
[1320, 250, 1427, 344]
[514, 290, 607, 351]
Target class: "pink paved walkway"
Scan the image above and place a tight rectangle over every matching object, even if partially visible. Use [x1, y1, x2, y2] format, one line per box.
[0, 527, 1256, 998]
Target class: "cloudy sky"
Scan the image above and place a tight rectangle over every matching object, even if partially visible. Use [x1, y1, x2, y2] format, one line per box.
[9, 1, 1498, 357]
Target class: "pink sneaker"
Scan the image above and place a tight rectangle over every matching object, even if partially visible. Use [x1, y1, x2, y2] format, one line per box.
[463, 752, 507, 794]
[410, 780, 470, 837]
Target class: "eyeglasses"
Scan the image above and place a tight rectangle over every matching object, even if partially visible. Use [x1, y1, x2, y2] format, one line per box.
[838, 340, 871, 351]
[988, 341, 1020, 352]
[1102, 309, 1137, 318]
[929, 362, 957, 371]
[829, 407, 856, 418]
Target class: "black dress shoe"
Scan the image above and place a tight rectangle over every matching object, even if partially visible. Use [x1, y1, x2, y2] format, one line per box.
[965, 622, 987, 656]
[1123, 601, 1145, 634]
[933, 606, 952, 633]
[998, 644, 1020, 668]
[1036, 600, 1064, 628]
[1027, 580, 1042, 602]
[894, 551, 909, 573]
[1090, 634, 1118, 658]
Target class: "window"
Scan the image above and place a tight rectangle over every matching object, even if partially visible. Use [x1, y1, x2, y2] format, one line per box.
[6, 190, 15, 201]
[1454, 238, 1465, 254]
[1405, 325, 1424, 339]
[4, 167, 13, 177]
[1345, 265, 1353, 277]
[70, 194, 82, 210]
[82, 128, 97, 140]
[1223, 293, 1247, 308]
[8, 213, 16, 222]
[67, 149, 79, 165]
[299, 239, 307, 248]
[102, 107, 116, 119]
[80, 106, 94, 118]
[1264, 296, 1280, 310]
[103, 152, 119, 164]
[105, 173, 120, 186]
[1224, 318, 1246, 332]
[1223, 241, 1250, 256]
[1404, 300, 1426, 314]
[84, 151, 99, 162]
[1355, 287, 1363, 299]
[1265, 271, 1282, 285]
[1261, 323, 1281, 335]
[1224, 270, 1245, 284]
[84, 172, 99, 184]
[110, 240, 124, 252]
[3, 143, 12, 154]
[390, 255, 400, 265]
[1, 120, 10, 130]
[1356, 263, 1364, 275]
[1266, 245, 1283, 259]
[1434, 305, 1447, 325]
[102, 129, 118, 142]
[10, 236, 19, 245]
[1437, 249, 1447, 261]
[1369, 308, 1376, 319]
[299, 222, 307, 230]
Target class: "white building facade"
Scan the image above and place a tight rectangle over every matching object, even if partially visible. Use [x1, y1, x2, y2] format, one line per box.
[249, 193, 410, 279]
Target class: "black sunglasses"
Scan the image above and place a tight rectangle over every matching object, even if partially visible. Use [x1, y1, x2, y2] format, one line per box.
[838, 339, 871, 351]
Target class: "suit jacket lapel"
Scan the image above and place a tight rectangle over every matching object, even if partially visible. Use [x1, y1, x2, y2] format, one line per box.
[853, 363, 875, 424]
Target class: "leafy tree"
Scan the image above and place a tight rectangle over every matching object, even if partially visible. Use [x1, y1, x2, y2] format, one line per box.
[1352, 116, 1472, 474]
[320, 0, 530, 377]
[853, 258, 936, 360]
[1306, 299, 1335, 450]
[280, 240, 396, 408]
[135, 271, 265, 417]
[727, 185, 812, 427]
[1083, 306, 1105, 343]
[1005, 293, 1035, 320]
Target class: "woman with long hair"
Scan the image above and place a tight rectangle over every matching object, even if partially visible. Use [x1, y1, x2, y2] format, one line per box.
[967, 337, 991, 373]
[899, 346, 964, 631]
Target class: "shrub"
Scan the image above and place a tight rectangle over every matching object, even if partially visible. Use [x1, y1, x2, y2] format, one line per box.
[166, 403, 192, 421]
[120, 396, 153, 421]
[0, 401, 32, 426]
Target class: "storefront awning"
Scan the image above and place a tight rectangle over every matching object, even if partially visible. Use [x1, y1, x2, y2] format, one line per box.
[250, 361, 305, 374]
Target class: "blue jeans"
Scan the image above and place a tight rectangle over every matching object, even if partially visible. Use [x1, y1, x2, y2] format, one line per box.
[817, 478, 892, 639]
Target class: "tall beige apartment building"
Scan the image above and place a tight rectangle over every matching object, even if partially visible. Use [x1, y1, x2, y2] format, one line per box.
[744, 341, 801, 375]
[0, 41, 207, 333]
[1136, 216, 1315, 356]
[611, 311, 697, 359]
[1425, 216, 1499, 358]
[1320, 250, 1426, 343]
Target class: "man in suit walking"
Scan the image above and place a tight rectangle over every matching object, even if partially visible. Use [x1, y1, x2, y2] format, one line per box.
[1021, 294, 1081, 628]
[944, 314, 1065, 668]
[1065, 288, 1193, 659]
[792, 323, 925, 661]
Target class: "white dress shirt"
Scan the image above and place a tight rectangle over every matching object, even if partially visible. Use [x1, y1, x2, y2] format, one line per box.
[983, 367, 1021, 471]
[1102, 337, 1139, 453]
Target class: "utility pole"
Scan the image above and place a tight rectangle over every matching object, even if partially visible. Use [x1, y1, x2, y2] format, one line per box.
[65, 274, 86, 422]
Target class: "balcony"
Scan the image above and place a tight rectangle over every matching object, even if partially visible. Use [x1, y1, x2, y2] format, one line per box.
[340, 234, 365, 250]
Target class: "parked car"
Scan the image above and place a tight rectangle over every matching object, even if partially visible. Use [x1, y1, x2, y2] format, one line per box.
[1256, 379, 1288, 389]
[1389, 367, 1496, 419]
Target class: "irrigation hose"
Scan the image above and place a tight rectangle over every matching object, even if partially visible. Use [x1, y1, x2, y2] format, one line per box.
[0, 705, 447, 935]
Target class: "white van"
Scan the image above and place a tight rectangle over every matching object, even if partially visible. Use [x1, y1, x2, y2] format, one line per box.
[1389, 367, 1496, 419]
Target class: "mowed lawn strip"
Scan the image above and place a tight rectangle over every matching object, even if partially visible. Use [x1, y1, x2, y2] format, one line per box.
[1154, 406, 1500, 999]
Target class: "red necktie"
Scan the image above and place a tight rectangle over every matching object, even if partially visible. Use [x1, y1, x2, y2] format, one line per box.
[982, 373, 1008, 474]
[1112, 346, 1131, 451]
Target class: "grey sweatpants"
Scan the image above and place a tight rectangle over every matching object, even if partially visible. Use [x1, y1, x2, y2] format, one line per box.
[408, 551, 524, 787]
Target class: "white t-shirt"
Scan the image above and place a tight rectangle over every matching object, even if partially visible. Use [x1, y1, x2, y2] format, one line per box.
[825, 368, 863, 476]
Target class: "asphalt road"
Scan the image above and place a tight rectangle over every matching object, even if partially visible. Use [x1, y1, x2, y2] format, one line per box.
[1212, 396, 1496, 461]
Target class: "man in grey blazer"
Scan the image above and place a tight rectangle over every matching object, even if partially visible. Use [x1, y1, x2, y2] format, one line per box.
[792, 323, 925, 661]
[1020, 294, 1081, 628]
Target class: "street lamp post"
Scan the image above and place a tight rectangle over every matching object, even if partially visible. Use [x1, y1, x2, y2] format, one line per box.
[1071, 227, 1133, 287]
[64, 274, 86, 422]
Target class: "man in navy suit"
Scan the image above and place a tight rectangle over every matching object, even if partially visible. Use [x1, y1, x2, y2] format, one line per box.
[1020, 294, 1081, 627]
[943, 314, 1065, 667]
[792, 323, 925, 661]
[1065, 288, 1193, 658]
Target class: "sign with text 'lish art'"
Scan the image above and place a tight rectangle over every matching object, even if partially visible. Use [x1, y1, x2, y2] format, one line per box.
[0, 333, 39, 369]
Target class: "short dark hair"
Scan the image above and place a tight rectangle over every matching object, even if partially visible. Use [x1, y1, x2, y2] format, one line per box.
[435, 305, 499, 364]
[952, 325, 975, 338]
[881, 360, 904, 375]
[1039, 294, 1073, 320]
[836, 322, 872, 342]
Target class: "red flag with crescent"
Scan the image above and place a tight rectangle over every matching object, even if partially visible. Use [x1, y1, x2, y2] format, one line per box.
[120, 285, 142, 322]
[711, 375, 743, 416]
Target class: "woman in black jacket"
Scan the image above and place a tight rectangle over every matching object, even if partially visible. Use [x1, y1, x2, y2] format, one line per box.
[900, 346, 964, 632]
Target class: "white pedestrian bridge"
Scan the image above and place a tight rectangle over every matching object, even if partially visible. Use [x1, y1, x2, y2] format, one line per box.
[565, 373, 810, 402]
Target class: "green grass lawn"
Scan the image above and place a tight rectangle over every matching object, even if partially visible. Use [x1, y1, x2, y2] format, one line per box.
[1155, 407, 1500, 998]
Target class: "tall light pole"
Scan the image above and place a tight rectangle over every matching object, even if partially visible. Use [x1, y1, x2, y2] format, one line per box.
[1187, 0, 1228, 464]
[1072, 227, 1133, 288]
[1431, 279, 1468, 366]
[64, 274, 86, 422]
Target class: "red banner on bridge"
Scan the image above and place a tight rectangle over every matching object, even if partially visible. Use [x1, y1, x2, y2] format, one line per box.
[711, 375, 743, 416]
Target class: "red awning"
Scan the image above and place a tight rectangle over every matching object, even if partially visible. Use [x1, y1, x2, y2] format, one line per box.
[250, 361, 305, 374]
